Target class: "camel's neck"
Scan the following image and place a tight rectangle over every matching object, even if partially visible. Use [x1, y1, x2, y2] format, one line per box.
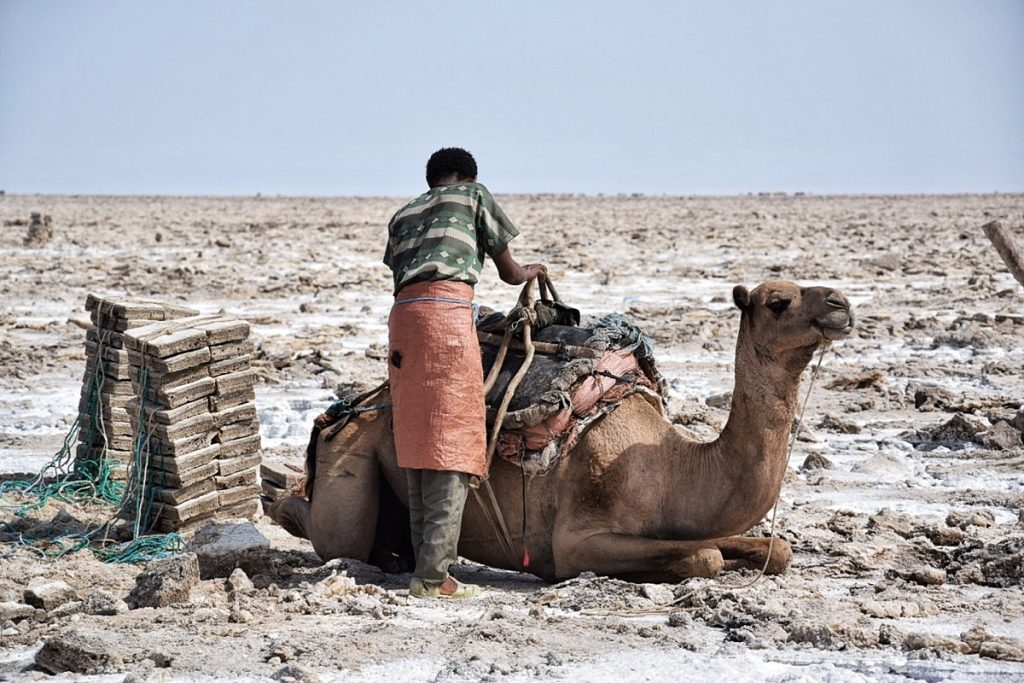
[688, 336, 812, 536]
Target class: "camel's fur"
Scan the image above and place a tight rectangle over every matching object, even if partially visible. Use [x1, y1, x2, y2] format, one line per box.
[268, 280, 854, 582]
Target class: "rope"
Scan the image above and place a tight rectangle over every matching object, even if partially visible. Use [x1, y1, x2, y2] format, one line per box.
[582, 342, 832, 617]
[472, 276, 544, 569]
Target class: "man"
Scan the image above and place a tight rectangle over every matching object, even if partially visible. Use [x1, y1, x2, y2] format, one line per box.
[384, 147, 546, 598]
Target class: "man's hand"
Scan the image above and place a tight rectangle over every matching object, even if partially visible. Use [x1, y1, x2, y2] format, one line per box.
[524, 263, 547, 281]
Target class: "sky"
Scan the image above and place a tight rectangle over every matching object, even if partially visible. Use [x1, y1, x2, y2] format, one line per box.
[0, 1, 1021, 196]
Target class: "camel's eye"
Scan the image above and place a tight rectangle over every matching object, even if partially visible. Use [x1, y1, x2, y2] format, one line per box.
[766, 299, 790, 315]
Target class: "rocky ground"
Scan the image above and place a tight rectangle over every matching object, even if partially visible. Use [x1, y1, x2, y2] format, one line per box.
[0, 192, 1023, 682]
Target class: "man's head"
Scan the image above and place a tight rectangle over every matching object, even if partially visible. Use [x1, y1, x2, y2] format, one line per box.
[426, 147, 477, 187]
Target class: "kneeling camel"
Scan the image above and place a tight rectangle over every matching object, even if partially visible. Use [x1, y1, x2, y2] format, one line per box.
[268, 280, 854, 582]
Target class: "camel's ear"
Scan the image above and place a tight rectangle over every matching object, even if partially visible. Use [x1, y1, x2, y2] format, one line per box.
[733, 285, 751, 311]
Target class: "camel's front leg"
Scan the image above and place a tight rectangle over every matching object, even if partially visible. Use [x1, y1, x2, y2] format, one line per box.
[266, 495, 313, 540]
[553, 532, 793, 582]
[553, 531, 727, 582]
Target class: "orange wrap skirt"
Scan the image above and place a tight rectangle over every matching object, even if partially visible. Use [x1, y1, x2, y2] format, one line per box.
[388, 280, 487, 477]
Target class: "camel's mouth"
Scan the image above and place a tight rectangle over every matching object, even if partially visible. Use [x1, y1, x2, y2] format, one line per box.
[814, 309, 855, 341]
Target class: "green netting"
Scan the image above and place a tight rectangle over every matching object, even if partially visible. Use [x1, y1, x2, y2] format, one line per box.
[0, 339, 183, 563]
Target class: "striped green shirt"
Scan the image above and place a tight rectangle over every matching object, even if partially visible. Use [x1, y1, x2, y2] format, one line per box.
[384, 182, 519, 293]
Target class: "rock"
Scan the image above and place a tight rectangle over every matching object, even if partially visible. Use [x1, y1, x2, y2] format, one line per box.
[47, 601, 85, 619]
[800, 452, 834, 471]
[705, 392, 732, 410]
[226, 567, 255, 594]
[82, 589, 129, 616]
[640, 584, 675, 605]
[269, 642, 295, 663]
[785, 622, 837, 647]
[127, 553, 200, 608]
[946, 508, 995, 529]
[979, 641, 1024, 662]
[274, 663, 323, 682]
[23, 212, 53, 246]
[819, 414, 862, 433]
[910, 382, 956, 411]
[34, 629, 125, 675]
[980, 421, 1023, 450]
[927, 413, 988, 446]
[903, 632, 970, 654]
[1011, 408, 1024, 433]
[186, 521, 269, 579]
[908, 566, 946, 586]
[867, 508, 915, 539]
[0, 601, 37, 622]
[925, 525, 966, 546]
[24, 580, 77, 611]
[667, 610, 692, 626]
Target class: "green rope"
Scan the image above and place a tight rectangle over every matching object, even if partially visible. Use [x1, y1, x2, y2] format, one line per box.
[0, 334, 182, 563]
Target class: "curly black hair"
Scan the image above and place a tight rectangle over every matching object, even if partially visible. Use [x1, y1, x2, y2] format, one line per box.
[425, 147, 477, 187]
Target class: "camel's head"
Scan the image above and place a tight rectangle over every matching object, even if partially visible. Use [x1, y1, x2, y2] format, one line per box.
[732, 280, 854, 366]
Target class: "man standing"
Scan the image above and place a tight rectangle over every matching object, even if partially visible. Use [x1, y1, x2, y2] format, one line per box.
[384, 147, 545, 598]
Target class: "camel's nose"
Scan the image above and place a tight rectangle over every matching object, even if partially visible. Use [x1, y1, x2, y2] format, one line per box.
[825, 291, 849, 310]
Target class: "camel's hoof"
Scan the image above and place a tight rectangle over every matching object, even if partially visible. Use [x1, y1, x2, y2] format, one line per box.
[764, 539, 793, 574]
[671, 548, 724, 579]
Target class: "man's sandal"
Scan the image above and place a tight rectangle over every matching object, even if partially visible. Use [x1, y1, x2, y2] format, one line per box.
[409, 576, 481, 599]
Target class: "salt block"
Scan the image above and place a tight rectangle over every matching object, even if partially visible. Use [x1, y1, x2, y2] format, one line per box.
[219, 434, 261, 459]
[209, 389, 256, 412]
[217, 498, 260, 521]
[124, 320, 208, 357]
[82, 372, 135, 395]
[219, 420, 260, 442]
[132, 363, 210, 391]
[260, 460, 304, 489]
[195, 318, 250, 345]
[77, 415, 134, 437]
[209, 340, 254, 362]
[215, 469, 257, 491]
[215, 369, 257, 395]
[84, 358, 132, 381]
[209, 356, 251, 377]
[75, 444, 133, 467]
[34, 629, 126, 675]
[90, 312, 157, 332]
[131, 346, 212, 375]
[84, 340, 131, 364]
[147, 431, 217, 458]
[146, 396, 210, 425]
[218, 452, 261, 476]
[24, 580, 77, 611]
[185, 520, 269, 579]
[126, 553, 199, 608]
[86, 326, 126, 348]
[218, 483, 260, 506]
[77, 402, 130, 423]
[155, 478, 217, 506]
[260, 479, 292, 501]
[147, 376, 216, 409]
[86, 294, 197, 320]
[216, 403, 257, 427]
[79, 434, 135, 451]
[155, 512, 215, 536]
[155, 490, 221, 523]
[148, 460, 218, 488]
[149, 412, 216, 443]
[147, 443, 220, 475]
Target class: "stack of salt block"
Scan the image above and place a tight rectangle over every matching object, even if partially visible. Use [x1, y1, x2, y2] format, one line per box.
[123, 314, 261, 534]
[76, 296, 198, 477]
[259, 460, 305, 514]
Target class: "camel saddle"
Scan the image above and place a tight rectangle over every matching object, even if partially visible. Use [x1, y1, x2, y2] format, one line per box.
[478, 309, 667, 475]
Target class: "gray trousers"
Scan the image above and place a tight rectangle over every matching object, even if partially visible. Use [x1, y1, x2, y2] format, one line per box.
[406, 468, 470, 584]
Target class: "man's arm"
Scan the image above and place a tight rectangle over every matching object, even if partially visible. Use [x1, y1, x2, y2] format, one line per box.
[492, 248, 546, 285]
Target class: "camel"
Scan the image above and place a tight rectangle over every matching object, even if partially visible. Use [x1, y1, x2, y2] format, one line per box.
[267, 280, 854, 582]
